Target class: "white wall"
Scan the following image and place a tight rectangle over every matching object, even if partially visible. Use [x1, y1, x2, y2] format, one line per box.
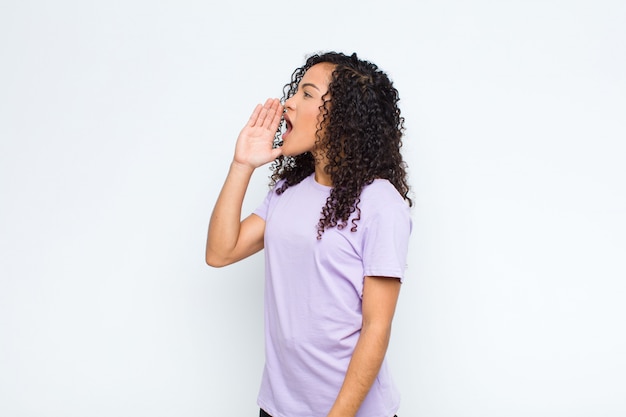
[1, 1, 624, 416]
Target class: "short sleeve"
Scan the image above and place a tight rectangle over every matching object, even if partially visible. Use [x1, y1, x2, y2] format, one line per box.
[253, 189, 272, 221]
[361, 190, 412, 281]
[254, 181, 284, 221]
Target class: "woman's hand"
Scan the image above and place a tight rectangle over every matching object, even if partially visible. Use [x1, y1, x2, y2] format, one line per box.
[206, 98, 282, 267]
[233, 98, 284, 169]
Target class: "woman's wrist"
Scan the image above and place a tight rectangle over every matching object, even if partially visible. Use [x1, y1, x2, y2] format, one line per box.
[230, 159, 256, 176]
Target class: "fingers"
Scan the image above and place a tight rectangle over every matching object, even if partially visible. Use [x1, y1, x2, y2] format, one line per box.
[264, 98, 283, 130]
[247, 104, 263, 127]
[269, 100, 283, 130]
[249, 98, 282, 129]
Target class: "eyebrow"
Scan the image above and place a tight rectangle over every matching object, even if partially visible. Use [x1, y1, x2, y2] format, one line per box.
[301, 82, 321, 91]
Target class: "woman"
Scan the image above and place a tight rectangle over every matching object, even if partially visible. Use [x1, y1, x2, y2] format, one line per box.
[206, 51, 412, 417]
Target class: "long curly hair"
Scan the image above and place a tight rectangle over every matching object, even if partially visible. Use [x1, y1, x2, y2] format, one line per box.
[270, 51, 412, 238]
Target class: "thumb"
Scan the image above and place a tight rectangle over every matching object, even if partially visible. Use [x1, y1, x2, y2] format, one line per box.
[270, 146, 283, 161]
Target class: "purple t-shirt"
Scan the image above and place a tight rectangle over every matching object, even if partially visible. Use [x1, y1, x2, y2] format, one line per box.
[253, 173, 412, 417]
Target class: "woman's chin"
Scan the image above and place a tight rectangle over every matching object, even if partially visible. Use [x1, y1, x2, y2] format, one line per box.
[280, 144, 301, 158]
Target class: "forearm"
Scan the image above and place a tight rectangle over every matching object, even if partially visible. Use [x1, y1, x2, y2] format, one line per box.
[205, 161, 255, 266]
[205, 98, 283, 267]
[327, 323, 391, 417]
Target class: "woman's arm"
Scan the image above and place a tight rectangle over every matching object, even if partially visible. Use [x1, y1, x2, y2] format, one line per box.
[326, 275, 401, 417]
[205, 98, 283, 267]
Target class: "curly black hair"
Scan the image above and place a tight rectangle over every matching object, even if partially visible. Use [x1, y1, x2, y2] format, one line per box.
[270, 51, 412, 239]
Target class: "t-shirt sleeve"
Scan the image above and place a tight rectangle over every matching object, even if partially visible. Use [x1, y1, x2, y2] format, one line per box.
[253, 184, 277, 221]
[361, 195, 412, 282]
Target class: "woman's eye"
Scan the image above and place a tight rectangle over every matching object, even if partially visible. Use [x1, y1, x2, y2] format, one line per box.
[303, 91, 312, 98]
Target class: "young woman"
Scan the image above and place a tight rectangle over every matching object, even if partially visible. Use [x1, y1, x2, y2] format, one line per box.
[206, 51, 412, 417]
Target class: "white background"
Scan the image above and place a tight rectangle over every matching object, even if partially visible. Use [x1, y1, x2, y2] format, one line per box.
[1, 0, 625, 416]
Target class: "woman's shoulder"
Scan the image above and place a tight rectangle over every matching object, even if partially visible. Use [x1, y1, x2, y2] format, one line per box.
[361, 179, 405, 201]
[355, 180, 411, 234]
[359, 179, 410, 214]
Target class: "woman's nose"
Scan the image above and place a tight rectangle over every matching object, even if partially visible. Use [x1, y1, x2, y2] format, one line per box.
[284, 96, 295, 110]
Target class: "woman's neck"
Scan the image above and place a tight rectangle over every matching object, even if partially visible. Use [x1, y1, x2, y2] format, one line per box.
[314, 162, 332, 186]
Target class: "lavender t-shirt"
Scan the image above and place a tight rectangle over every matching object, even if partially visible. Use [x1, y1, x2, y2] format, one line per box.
[253, 173, 411, 417]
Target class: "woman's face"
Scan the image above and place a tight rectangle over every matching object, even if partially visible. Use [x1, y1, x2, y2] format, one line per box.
[281, 62, 334, 157]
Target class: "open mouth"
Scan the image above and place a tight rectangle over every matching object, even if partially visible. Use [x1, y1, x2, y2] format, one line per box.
[283, 114, 293, 139]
